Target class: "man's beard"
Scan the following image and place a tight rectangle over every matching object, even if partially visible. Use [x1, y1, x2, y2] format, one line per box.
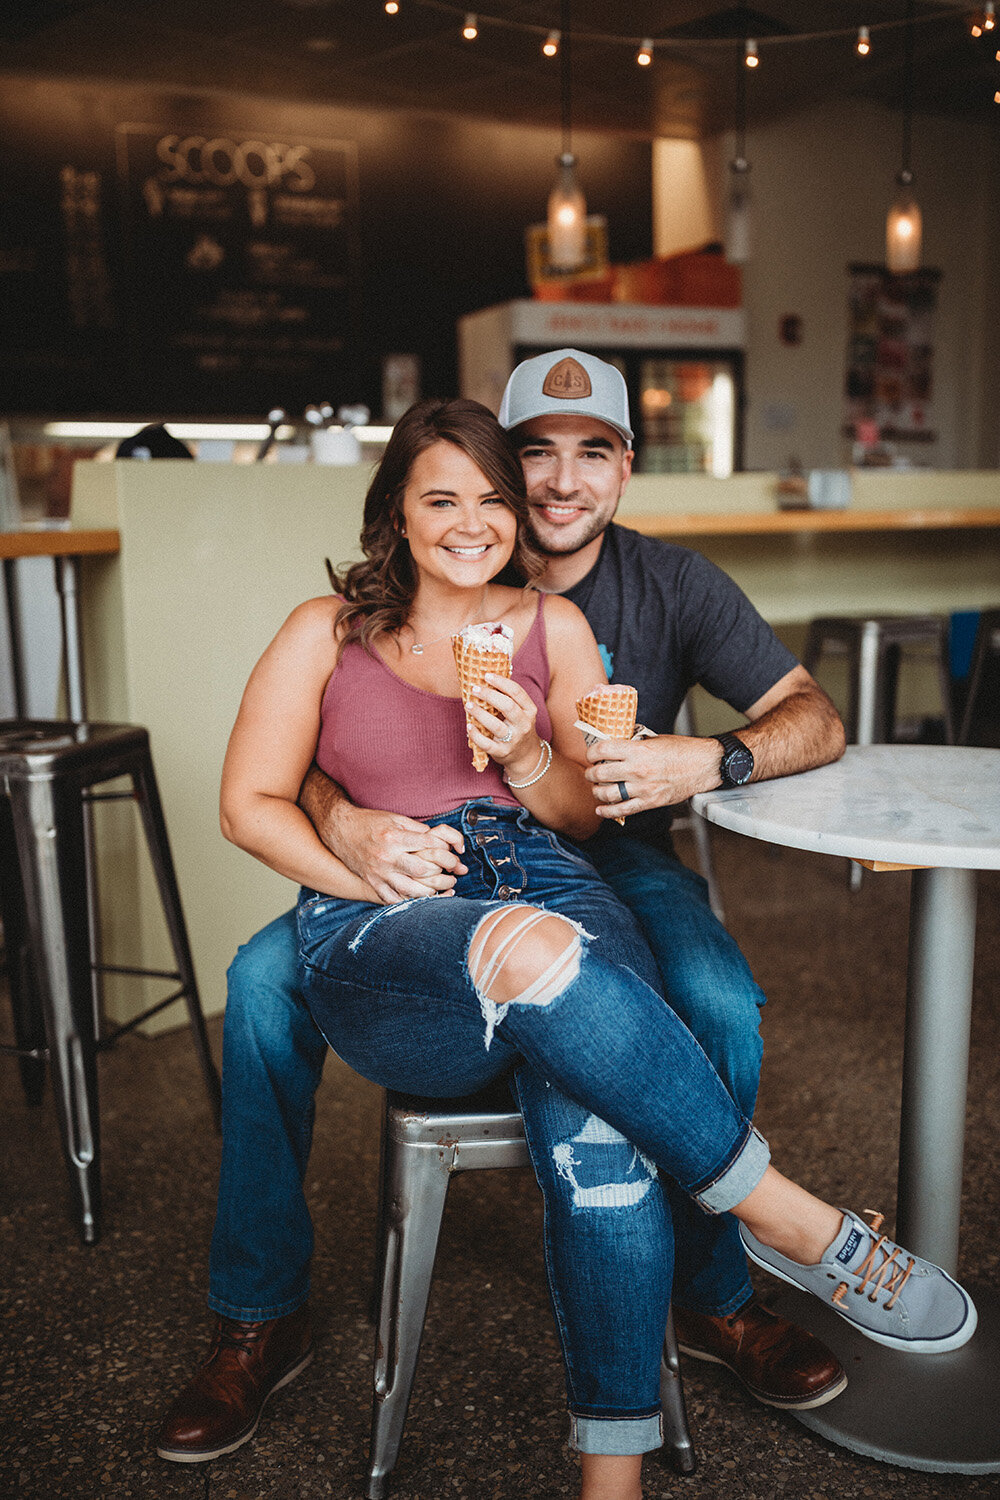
[528, 508, 608, 557]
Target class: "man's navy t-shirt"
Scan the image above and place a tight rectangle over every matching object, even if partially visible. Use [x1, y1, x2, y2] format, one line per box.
[562, 522, 797, 853]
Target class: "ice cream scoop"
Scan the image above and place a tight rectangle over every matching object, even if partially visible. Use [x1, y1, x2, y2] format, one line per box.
[452, 622, 514, 771]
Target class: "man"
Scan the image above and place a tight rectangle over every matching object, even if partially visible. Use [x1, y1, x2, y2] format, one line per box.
[158, 350, 846, 1463]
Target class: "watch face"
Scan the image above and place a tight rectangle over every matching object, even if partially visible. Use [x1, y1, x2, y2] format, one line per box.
[722, 741, 754, 785]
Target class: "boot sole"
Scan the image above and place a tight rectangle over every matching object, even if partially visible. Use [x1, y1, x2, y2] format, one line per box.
[741, 1241, 979, 1355]
[156, 1347, 314, 1463]
[676, 1341, 848, 1410]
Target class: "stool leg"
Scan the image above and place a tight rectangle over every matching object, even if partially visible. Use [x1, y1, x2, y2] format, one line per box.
[0, 797, 46, 1105]
[660, 1307, 696, 1476]
[369, 1094, 391, 1326]
[368, 1139, 452, 1499]
[936, 637, 955, 744]
[130, 751, 221, 1128]
[689, 812, 724, 925]
[9, 773, 102, 1243]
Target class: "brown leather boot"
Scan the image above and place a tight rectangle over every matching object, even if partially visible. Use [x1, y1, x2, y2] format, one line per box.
[156, 1305, 313, 1462]
[673, 1298, 847, 1410]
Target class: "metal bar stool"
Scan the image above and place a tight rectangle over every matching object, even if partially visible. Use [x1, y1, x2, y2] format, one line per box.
[957, 608, 1000, 746]
[802, 615, 953, 888]
[366, 1083, 696, 1499]
[0, 720, 221, 1244]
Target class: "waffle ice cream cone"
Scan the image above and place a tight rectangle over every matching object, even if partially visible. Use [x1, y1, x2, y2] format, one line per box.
[453, 622, 514, 771]
[575, 684, 639, 824]
[575, 684, 638, 742]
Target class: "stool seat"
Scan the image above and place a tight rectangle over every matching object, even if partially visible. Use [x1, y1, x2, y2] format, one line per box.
[0, 718, 221, 1243]
[803, 614, 953, 748]
[1, 719, 150, 771]
[366, 1086, 696, 1498]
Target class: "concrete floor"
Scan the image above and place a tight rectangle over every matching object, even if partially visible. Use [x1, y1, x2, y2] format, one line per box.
[2, 829, 998, 1500]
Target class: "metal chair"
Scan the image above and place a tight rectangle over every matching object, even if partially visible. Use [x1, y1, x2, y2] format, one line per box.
[803, 615, 953, 888]
[0, 720, 221, 1243]
[366, 1082, 696, 1499]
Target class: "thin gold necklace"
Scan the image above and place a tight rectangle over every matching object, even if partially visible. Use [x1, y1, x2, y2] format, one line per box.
[407, 588, 491, 655]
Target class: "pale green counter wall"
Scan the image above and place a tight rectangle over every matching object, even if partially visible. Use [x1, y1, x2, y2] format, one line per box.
[71, 462, 1000, 1028]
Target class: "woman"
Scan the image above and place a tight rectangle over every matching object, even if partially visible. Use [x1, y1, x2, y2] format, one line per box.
[221, 399, 974, 1500]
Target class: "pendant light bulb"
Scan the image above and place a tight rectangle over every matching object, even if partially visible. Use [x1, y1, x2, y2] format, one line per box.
[856, 26, 870, 55]
[886, 170, 922, 273]
[462, 13, 478, 40]
[548, 152, 587, 271]
[637, 39, 653, 67]
[985, 1, 996, 28]
[744, 38, 759, 67]
[543, 30, 560, 57]
[384, 1, 398, 12]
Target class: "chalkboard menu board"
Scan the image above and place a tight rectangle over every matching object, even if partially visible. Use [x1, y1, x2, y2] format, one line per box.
[115, 124, 358, 406]
[0, 75, 651, 417]
[0, 81, 362, 415]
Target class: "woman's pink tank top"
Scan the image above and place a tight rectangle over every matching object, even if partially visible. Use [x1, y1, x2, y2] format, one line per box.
[316, 593, 553, 819]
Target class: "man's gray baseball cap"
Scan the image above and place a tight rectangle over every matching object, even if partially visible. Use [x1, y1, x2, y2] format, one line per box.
[498, 348, 634, 445]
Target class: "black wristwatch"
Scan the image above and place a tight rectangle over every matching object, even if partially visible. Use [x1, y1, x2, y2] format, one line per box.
[715, 732, 754, 788]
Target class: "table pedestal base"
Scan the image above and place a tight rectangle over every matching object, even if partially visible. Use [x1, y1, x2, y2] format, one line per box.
[767, 1284, 1000, 1473]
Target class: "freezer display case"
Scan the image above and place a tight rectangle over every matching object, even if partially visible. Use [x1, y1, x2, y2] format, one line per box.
[459, 300, 746, 477]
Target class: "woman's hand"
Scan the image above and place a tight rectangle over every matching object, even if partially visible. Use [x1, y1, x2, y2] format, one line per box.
[468, 671, 541, 781]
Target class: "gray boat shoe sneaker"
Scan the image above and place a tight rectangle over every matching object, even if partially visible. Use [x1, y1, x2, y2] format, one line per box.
[739, 1209, 977, 1355]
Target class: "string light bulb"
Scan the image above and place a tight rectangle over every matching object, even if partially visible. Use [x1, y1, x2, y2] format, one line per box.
[971, 15, 983, 36]
[744, 38, 759, 67]
[856, 25, 870, 55]
[637, 38, 653, 66]
[462, 12, 478, 40]
[543, 30, 560, 56]
[985, 2, 995, 29]
[384, 1, 398, 12]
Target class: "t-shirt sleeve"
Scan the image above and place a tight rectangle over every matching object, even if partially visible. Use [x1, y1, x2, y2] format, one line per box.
[675, 550, 798, 714]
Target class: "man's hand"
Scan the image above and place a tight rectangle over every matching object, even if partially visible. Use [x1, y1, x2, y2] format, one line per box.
[327, 806, 468, 903]
[299, 763, 467, 902]
[584, 667, 845, 820]
[585, 734, 720, 819]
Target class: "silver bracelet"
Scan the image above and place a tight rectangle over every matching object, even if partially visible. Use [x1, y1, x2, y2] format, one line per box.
[505, 738, 553, 789]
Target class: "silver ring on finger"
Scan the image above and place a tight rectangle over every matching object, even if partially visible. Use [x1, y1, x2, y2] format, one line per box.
[617, 781, 629, 804]
[502, 729, 513, 744]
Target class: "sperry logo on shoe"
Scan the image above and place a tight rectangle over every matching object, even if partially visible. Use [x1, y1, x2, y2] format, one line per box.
[836, 1227, 863, 1264]
[542, 357, 592, 400]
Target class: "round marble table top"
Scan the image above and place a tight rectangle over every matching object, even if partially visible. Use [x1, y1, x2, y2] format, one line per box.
[691, 744, 1000, 870]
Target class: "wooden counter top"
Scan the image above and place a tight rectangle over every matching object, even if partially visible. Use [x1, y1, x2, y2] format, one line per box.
[0, 528, 120, 560]
[622, 506, 1000, 538]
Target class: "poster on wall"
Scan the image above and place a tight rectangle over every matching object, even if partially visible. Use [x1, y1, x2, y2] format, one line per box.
[844, 264, 939, 451]
[115, 123, 359, 409]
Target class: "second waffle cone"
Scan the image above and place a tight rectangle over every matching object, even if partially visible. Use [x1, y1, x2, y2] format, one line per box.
[576, 685, 638, 740]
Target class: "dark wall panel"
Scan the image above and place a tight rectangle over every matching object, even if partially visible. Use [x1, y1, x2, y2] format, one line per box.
[0, 76, 652, 417]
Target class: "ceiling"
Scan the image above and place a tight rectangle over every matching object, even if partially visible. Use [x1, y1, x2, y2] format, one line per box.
[3, 2, 998, 139]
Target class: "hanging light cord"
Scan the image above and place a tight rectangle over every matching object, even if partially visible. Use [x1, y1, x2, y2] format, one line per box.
[735, 38, 747, 161]
[560, 0, 572, 157]
[901, 0, 915, 177]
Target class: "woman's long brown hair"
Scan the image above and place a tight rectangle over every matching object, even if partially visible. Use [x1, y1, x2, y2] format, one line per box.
[330, 398, 544, 657]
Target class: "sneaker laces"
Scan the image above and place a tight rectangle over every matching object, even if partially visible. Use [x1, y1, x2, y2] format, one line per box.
[830, 1210, 914, 1312]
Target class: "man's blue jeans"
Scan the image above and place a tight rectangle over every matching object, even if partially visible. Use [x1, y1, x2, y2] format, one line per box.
[210, 804, 767, 1456]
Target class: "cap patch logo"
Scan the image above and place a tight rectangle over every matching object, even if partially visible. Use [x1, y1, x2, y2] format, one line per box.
[542, 356, 592, 401]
